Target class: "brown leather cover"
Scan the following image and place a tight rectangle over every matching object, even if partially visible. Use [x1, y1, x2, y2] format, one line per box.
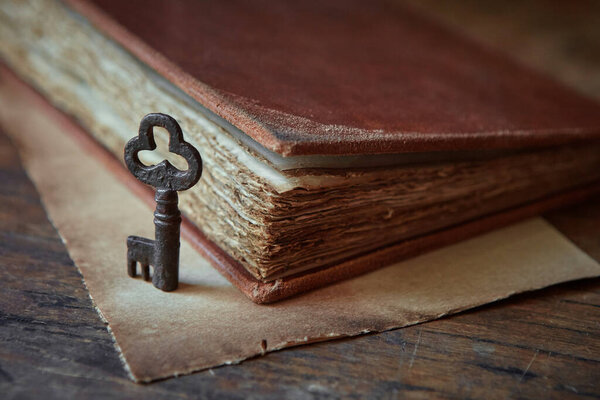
[65, 0, 600, 156]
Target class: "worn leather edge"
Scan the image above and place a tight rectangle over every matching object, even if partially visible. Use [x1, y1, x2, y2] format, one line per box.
[4, 63, 599, 304]
[61, 0, 600, 157]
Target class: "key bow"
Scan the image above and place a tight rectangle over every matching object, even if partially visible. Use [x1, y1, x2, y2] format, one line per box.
[124, 113, 202, 191]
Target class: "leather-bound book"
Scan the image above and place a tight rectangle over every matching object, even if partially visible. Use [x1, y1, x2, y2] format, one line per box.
[2, 0, 600, 302]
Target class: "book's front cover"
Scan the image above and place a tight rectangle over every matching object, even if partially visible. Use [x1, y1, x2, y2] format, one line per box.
[68, 0, 600, 156]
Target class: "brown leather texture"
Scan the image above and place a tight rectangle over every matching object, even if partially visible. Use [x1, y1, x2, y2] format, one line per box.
[66, 0, 600, 156]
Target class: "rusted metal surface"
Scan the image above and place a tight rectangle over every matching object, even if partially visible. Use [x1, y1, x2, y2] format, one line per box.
[124, 113, 202, 291]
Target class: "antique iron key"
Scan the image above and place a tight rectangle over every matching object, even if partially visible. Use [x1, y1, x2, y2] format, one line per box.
[124, 113, 202, 291]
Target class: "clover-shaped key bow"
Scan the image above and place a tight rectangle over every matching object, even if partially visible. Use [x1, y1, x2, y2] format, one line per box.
[124, 113, 202, 191]
[124, 113, 202, 291]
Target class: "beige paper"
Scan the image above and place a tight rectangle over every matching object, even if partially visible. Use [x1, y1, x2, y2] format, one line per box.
[2, 78, 600, 382]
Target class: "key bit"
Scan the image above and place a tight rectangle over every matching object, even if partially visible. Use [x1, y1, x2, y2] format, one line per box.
[124, 113, 202, 291]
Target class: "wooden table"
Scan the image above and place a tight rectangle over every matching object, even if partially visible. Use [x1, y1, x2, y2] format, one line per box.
[1, 130, 599, 399]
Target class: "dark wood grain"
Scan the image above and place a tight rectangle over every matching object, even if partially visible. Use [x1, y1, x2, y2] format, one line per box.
[2, 128, 600, 399]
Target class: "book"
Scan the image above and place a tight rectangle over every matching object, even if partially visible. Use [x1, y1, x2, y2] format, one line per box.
[2, 0, 600, 302]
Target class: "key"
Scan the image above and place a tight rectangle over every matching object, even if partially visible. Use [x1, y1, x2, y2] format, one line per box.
[124, 113, 202, 291]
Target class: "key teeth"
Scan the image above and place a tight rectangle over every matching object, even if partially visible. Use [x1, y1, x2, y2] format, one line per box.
[126, 259, 152, 281]
[142, 264, 150, 281]
[127, 258, 136, 277]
